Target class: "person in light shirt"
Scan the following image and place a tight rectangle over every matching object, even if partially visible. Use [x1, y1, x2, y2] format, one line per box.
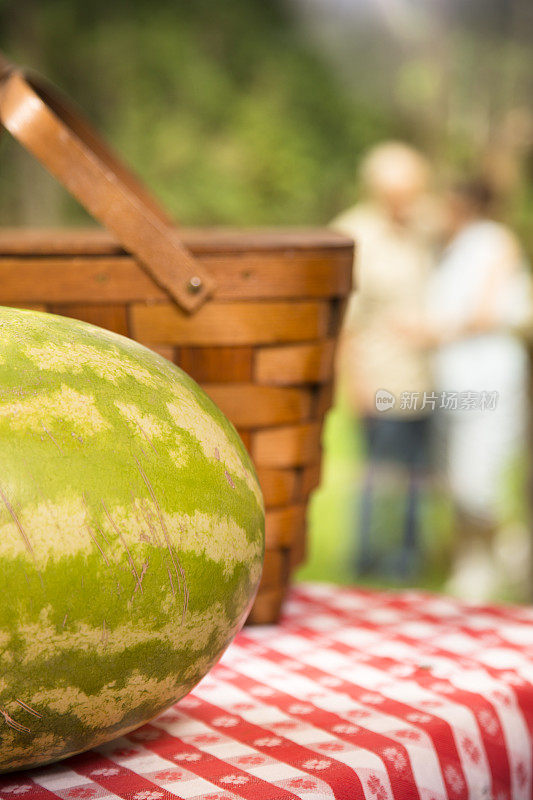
[424, 180, 531, 600]
[333, 142, 435, 580]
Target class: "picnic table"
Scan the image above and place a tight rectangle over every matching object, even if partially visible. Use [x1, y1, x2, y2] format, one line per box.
[2, 582, 533, 800]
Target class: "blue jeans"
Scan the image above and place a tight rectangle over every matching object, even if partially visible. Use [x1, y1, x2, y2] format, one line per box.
[356, 415, 431, 579]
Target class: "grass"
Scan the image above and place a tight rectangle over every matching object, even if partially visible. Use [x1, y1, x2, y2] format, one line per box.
[295, 401, 529, 601]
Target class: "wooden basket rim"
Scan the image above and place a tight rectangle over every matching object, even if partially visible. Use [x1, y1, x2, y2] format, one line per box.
[0, 226, 354, 256]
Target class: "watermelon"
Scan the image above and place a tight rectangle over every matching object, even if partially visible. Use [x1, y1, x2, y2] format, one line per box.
[0, 306, 264, 773]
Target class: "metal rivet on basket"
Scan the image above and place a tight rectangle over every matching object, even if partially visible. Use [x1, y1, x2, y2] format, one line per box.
[186, 276, 203, 294]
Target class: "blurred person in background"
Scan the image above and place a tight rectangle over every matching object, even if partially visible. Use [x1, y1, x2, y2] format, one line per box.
[333, 142, 435, 581]
[423, 179, 532, 601]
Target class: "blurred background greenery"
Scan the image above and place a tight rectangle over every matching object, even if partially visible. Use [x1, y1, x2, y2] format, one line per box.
[1, 0, 531, 237]
[0, 0, 389, 226]
[1, 0, 532, 594]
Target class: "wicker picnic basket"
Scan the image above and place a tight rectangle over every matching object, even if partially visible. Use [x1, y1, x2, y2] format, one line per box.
[0, 60, 353, 623]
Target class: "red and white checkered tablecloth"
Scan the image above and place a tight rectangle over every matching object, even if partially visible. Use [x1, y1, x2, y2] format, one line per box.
[3, 583, 533, 800]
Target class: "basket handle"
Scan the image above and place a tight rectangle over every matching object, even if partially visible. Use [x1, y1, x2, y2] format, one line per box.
[0, 59, 215, 313]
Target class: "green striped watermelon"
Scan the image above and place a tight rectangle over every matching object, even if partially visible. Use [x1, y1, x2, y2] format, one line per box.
[0, 306, 264, 773]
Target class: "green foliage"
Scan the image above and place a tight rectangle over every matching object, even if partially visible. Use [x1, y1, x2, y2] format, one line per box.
[0, 0, 390, 225]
